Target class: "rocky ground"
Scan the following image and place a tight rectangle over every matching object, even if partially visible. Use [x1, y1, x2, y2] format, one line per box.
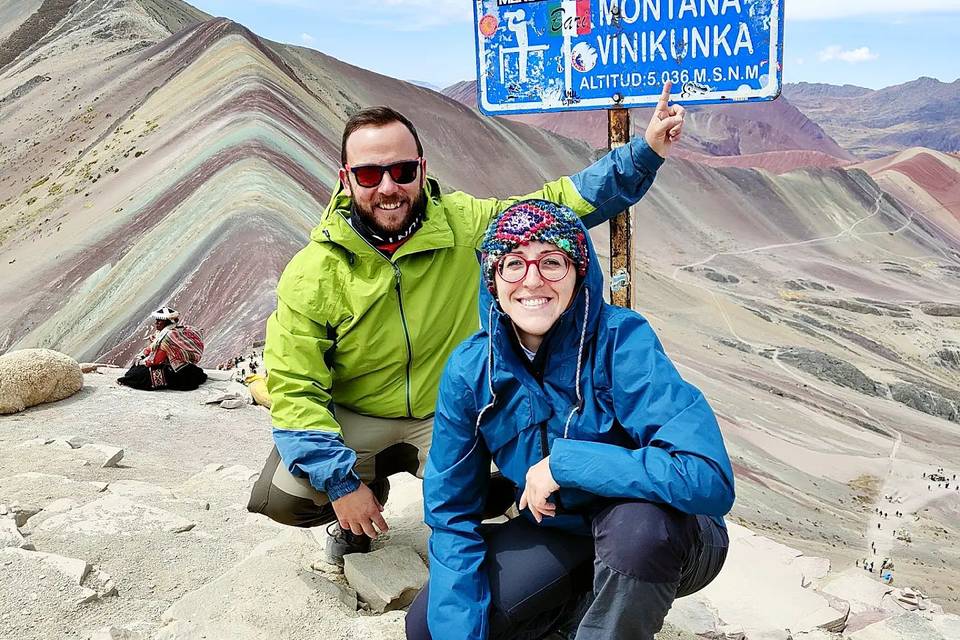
[2, 370, 959, 640]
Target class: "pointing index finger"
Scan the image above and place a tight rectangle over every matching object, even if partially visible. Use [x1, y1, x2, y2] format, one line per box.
[657, 81, 673, 112]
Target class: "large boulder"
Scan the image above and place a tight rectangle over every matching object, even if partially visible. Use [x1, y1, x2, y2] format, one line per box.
[0, 349, 84, 414]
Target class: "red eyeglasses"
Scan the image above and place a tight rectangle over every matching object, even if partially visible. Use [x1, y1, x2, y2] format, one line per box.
[346, 159, 421, 188]
[497, 252, 571, 283]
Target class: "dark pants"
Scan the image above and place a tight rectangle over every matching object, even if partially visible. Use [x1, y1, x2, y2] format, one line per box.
[406, 501, 728, 640]
[247, 444, 518, 528]
[116, 363, 207, 391]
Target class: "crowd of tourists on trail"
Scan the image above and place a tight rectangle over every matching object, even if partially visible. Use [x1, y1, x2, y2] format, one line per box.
[923, 468, 957, 491]
[223, 79, 732, 639]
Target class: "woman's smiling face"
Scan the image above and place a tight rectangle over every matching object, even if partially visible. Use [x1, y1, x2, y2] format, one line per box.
[494, 241, 577, 352]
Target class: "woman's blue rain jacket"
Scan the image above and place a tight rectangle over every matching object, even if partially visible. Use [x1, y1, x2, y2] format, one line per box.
[423, 216, 736, 640]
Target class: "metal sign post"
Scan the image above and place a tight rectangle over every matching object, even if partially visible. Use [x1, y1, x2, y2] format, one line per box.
[608, 106, 632, 308]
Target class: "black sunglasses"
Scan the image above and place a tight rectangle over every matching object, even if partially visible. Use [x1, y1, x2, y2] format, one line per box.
[346, 159, 421, 188]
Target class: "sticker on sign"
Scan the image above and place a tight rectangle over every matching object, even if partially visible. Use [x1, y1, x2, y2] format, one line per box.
[473, 0, 784, 114]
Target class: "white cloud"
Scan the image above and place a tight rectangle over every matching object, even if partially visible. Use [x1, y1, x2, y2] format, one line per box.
[818, 45, 879, 63]
[300, 32, 315, 45]
[788, 1, 959, 20]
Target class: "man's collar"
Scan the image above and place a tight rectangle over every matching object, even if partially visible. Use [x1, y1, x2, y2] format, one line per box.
[312, 177, 453, 258]
[348, 201, 426, 246]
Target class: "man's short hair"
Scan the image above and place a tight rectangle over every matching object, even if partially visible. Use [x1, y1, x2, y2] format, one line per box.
[341, 106, 424, 165]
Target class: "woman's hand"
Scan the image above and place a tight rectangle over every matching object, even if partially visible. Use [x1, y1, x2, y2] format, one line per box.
[644, 81, 685, 159]
[519, 457, 560, 523]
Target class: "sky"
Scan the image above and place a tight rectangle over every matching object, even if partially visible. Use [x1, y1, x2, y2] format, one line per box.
[188, 1, 960, 91]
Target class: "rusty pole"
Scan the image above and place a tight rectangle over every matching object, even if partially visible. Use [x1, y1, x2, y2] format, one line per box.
[608, 107, 633, 308]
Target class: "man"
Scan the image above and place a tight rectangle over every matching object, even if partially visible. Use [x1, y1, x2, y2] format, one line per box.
[247, 84, 686, 564]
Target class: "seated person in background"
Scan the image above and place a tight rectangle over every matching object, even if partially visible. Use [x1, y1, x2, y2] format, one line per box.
[117, 307, 207, 391]
[407, 200, 735, 640]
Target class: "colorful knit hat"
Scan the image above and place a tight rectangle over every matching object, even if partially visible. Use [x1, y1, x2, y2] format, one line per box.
[480, 199, 588, 292]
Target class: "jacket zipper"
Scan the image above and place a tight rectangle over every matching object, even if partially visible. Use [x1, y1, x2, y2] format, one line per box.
[338, 214, 415, 418]
[393, 264, 414, 417]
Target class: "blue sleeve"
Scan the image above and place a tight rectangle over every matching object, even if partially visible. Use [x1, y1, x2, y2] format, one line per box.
[273, 429, 360, 501]
[550, 315, 735, 517]
[572, 138, 665, 229]
[424, 357, 492, 640]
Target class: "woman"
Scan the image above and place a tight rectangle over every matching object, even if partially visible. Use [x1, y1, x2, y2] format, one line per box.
[406, 200, 735, 640]
[117, 307, 207, 391]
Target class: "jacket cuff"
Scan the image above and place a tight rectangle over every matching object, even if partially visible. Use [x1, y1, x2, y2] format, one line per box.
[632, 138, 666, 172]
[549, 438, 584, 488]
[326, 473, 361, 502]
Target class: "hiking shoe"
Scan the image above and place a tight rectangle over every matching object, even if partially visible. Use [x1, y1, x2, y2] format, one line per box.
[324, 522, 371, 566]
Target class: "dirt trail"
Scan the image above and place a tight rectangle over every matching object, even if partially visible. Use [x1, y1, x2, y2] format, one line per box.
[668, 192, 925, 585]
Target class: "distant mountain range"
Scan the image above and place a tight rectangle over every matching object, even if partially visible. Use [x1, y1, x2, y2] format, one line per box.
[784, 78, 960, 159]
[446, 77, 960, 162]
[443, 80, 856, 173]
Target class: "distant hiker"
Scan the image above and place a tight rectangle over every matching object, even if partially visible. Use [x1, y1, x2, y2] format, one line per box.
[117, 307, 206, 391]
[247, 86, 687, 566]
[406, 202, 733, 640]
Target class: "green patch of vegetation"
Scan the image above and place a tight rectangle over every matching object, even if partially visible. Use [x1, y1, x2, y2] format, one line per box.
[26, 197, 37, 206]
[30, 176, 49, 190]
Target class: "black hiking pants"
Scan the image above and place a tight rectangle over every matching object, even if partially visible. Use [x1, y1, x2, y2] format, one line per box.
[406, 500, 728, 640]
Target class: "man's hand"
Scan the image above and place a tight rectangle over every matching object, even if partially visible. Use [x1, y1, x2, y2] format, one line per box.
[644, 81, 685, 159]
[331, 482, 388, 538]
[519, 457, 560, 523]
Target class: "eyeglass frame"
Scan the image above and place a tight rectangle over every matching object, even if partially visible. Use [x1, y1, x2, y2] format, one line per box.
[344, 158, 422, 188]
[495, 251, 573, 284]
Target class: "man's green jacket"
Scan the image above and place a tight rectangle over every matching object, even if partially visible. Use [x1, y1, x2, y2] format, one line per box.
[265, 138, 665, 500]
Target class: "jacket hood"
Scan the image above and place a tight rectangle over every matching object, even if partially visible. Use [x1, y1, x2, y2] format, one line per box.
[476, 213, 605, 435]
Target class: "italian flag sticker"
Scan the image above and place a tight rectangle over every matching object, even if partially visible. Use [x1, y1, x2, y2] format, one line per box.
[550, 0, 592, 36]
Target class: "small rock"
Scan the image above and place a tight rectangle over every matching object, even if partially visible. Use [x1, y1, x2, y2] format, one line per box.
[88, 626, 145, 640]
[219, 397, 246, 409]
[80, 443, 124, 468]
[0, 519, 32, 549]
[344, 545, 428, 613]
[76, 586, 102, 606]
[0, 548, 90, 584]
[55, 434, 90, 449]
[34, 495, 195, 537]
[2, 503, 42, 527]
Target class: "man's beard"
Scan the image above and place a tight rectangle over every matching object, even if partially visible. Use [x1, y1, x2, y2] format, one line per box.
[352, 188, 428, 241]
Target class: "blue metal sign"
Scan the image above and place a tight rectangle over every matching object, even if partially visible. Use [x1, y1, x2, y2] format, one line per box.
[473, 0, 784, 115]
